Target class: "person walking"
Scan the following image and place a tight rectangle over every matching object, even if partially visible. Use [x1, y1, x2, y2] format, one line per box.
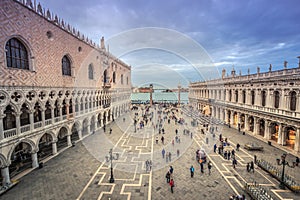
[207, 161, 212, 175]
[165, 171, 171, 183]
[190, 165, 195, 178]
[169, 178, 175, 193]
[250, 161, 254, 173]
[177, 149, 180, 157]
[246, 162, 250, 172]
[161, 136, 165, 144]
[169, 166, 174, 175]
[200, 160, 204, 173]
[156, 136, 159, 144]
[169, 152, 172, 161]
[166, 152, 169, 163]
[232, 158, 237, 169]
[236, 143, 240, 151]
[228, 151, 231, 160]
[213, 144, 217, 153]
[109, 128, 112, 134]
[162, 148, 165, 158]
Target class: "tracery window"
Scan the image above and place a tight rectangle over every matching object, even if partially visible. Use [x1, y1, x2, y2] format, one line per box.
[5, 38, 29, 70]
[88, 64, 94, 80]
[62, 55, 71, 76]
[274, 91, 280, 109]
[235, 90, 238, 103]
[290, 91, 297, 111]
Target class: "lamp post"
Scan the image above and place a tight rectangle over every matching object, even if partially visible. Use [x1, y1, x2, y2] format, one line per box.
[276, 153, 295, 189]
[105, 148, 119, 183]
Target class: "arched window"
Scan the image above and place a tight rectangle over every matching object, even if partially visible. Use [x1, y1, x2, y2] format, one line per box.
[274, 91, 280, 109]
[235, 90, 238, 103]
[261, 91, 266, 107]
[62, 55, 71, 76]
[229, 90, 232, 101]
[251, 90, 255, 105]
[126, 76, 129, 85]
[121, 74, 123, 85]
[290, 91, 297, 111]
[88, 64, 94, 79]
[113, 72, 116, 83]
[242, 90, 246, 104]
[103, 70, 107, 83]
[5, 38, 29, 70]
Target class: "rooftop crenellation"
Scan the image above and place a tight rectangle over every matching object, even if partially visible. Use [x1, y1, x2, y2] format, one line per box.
[15, 0, 100, 50]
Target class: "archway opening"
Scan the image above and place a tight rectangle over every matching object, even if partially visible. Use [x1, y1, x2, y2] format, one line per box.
[270, 123, 279, 142]
[9, 142, 32, 177]
[71, 123, 80, 142]
[57, 127, 68, 151]
[285, 127, 296, 149]
[248, 116, 254, 132]
[38, 133, 53, 161]
[259, 119, 265, 136]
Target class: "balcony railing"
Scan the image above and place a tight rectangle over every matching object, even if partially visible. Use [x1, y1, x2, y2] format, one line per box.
[45, 119, 52, 126]
[34, 121, 43, 129]
[4, 128, 17, 138]
[54, 117, 60, 123]
[21, 124, 30, 133]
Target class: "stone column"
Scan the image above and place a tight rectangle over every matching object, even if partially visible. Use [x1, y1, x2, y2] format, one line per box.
[51, 107, 55, 124]
[280, 90, 286, 110]
[67, 135, 72, 146]
[230, 111, 234, 125]
[237, 112, 241, 128]
[66, 104, 69, 118]
[52, 141, 57, 155]
[224, 110, 229, 123]
[265, 89, 271, 107]
[29, 110, 34, 131]
[31, 152, 39, 168]
[87, 122, 91, 134]
[0, 114, 4, 139]
[59, 106, 63, 121]
[72, 103, 76, 116]
[253, 117, 258, 135]
[244, 114, 249, 131]
[94, 120, 97, 131]
[277, 124, 283, 145]
[294, 127, 300, 152]
[16, 112, 21, 135]
[1, 167, 11, 185]
[41, 108, 45, 127]
[264, 120, 270, 139]
[255, 90, 261, 106]
[78, 129, 82, 140]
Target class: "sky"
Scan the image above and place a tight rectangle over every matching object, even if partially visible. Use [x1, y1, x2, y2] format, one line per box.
[38, 0, 300, 88]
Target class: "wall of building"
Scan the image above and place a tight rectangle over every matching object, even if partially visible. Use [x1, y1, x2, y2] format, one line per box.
[0, 0, 132, 185]
[189, 67, 300, 153]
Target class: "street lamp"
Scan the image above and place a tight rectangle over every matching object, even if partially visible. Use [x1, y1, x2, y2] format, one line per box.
[105, 148, 119, 183]
[276, 153, 296, 189]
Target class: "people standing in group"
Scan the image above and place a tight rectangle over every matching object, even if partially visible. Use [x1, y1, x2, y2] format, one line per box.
[190, 165, 195, 178]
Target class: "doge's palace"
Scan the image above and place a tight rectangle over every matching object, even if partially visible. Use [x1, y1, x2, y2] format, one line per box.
[189, 61, 300, 153]
[0, 0, 131, 186]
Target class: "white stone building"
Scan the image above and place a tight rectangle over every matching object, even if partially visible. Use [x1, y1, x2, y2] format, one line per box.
[189, 61, 300, 153]
[0, 0, 131, 186]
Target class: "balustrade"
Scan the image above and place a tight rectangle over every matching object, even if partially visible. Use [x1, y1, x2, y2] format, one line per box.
[20, 124, 30, 133]
[4, 128, 17, 138]
[34, 121, 42, 129]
